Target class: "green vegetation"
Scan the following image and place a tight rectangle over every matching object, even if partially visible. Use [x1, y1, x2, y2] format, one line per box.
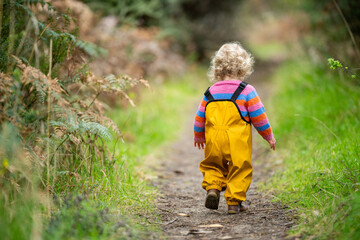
[1, 0, 208, 238]
[267, 59, 360, 239]
[0, 61, 205, 239]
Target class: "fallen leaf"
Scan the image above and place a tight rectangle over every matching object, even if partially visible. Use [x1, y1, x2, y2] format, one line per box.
[188, 229, 213, 235]
[198, 224, 224, 228]
[177, 213, 190, 217]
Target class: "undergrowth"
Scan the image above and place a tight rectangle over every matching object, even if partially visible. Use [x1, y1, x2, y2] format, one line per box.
[267, 59, 360, 239]
[0, 0, 207, 238]
[0, 66, 205, 239]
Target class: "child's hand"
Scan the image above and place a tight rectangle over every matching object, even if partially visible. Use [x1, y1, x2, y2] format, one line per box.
[268, 137, 276, 150]
[194, 141, 206, 150]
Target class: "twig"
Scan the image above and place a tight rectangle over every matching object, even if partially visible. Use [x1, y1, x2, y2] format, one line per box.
[48, 38, 53, 76]
[332, 0, 360, 60]
[164, 217, 178, 225]
[29, 21, 51, 63]
[87, 91, 101, 109]
[312, 194, 322, 207]
[50, 135, 70, 163]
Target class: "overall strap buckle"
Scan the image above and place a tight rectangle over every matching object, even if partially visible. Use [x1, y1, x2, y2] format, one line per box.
[231, 82, 248, 101]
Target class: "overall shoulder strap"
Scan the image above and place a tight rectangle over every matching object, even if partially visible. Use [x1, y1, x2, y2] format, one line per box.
[231, 82, 248, 101]
[204, 87, 214, 101]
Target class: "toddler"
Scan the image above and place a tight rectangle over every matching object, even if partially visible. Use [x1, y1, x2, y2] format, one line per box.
[193, 42, 276, 214]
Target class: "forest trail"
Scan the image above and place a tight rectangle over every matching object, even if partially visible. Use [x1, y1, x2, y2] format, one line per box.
[153, 61, 296, 239]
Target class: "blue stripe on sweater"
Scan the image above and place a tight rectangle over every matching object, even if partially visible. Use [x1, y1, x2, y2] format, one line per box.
[241, 111, 249, 117]
[196, 109, 205, 118]
[212, 93, 232, 99]
[249, 107, 265, 118]
[194, 126, 205, 132]
[211, 93, 249, 101]
[245, 90, 258, 101]
[255, 122, 270, 131]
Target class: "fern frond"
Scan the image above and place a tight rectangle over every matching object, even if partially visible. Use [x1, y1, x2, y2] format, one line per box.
[79, 121, 112, 141]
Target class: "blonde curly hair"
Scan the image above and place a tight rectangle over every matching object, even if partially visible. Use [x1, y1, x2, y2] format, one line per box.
[208, 42, 254, 82]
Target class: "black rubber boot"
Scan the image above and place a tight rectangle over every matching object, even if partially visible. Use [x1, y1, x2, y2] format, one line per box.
[205, 189, 220, 210]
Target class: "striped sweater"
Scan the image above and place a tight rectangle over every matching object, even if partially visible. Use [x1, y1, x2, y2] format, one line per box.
[194, 80, 273, 142]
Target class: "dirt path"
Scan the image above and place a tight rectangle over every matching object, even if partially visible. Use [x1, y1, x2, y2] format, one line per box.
[154, 61, 295, 239]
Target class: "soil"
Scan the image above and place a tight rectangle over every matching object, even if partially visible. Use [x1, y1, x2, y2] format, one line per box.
[153, 60, 296, 240]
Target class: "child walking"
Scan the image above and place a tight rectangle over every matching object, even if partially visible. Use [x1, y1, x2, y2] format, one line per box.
[194, 42, 276, 214]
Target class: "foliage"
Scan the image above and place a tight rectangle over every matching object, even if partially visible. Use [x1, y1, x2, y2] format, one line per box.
[0, 0, 156, 239]
[0, 54, 149, 238]
[328, 58, 359, 79]
[300, 0, 360, 62]
[0, 27, 203, 237]
[0, 0, 106, 74]
[44, 195, 113, 239]
[267, 59, 360, 239]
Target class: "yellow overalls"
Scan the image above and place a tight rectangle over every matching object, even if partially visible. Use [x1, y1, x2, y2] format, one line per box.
[200, 82, 253, 205]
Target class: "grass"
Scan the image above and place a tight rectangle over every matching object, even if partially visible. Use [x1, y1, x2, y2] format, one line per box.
[265, 59, 360, 239]
[103, 67, 206, 208]
[48, 68, 207, 239]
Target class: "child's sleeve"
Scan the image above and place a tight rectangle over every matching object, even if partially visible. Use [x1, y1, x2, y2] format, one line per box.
[245, 87, 274, 141]
[194, 96, 208, 142]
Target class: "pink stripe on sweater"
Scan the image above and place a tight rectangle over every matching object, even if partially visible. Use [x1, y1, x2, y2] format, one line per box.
[209, 80, 255, 96]
[252, 118, 269, 127]
[238, 105, 247, 112]
[194, 137, 205, 142]
[194, 121, 205, 128]
[247, 102, 263, 112]
[263, 132, 274, 141]
[210, 85, 238, 94]
[198, 106, 205, 112]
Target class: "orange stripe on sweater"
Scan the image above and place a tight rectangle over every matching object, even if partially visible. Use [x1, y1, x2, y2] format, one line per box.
[194, 131, 205, 138]
[195, 115, 205, 123]
[258, 127, 272, 136]
[247, 96, 261, 107]
[251, 113, 267, 122]
[235, 99, 246, 105]
[200, 99, 207, 107]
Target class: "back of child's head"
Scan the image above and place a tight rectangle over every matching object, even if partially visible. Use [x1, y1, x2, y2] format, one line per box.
[208, 42, 254, 82]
